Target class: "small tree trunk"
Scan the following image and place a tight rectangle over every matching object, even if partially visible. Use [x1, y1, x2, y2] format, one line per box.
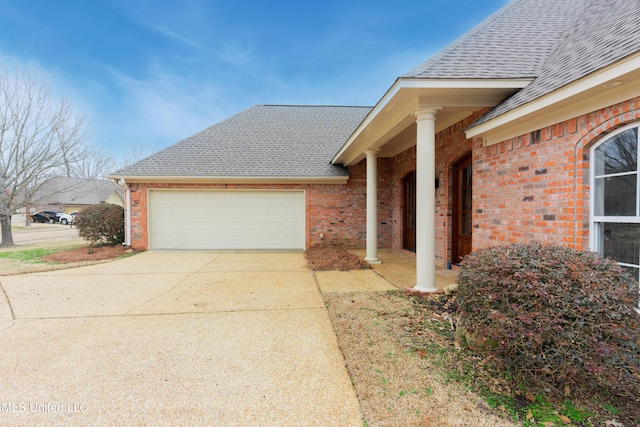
[25, 205, 32, 227]
[0, 217, 15, 247]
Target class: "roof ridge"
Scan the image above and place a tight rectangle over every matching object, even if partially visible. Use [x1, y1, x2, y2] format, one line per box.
[403, 0, 522, 78]
[258, 104, 373, 108]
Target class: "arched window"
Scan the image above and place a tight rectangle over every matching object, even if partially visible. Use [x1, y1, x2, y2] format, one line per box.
[590, 123, 640, 293]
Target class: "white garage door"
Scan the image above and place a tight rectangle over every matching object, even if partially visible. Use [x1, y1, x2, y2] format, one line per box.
[148, 190, 305, 250]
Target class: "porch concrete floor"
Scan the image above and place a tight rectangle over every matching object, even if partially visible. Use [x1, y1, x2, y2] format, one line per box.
[347, 249, 458, 292]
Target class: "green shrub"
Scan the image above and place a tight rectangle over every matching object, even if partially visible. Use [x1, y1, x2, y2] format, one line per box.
[456, 243, 640, 398]
[74, 203, 125, 246]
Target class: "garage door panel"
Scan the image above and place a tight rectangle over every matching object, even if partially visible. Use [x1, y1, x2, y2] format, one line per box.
[149, 190, 305, 250]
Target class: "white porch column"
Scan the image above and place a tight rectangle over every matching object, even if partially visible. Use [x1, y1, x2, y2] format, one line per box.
[119, 179, 132, 247]
[365, 149, 381, 264]
[414, 107, 440, 292]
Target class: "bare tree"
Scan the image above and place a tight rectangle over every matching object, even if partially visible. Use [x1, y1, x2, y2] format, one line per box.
[67, 142, 115, 179]
[119, 142, 147, 169]
[0, 66, 89, 246]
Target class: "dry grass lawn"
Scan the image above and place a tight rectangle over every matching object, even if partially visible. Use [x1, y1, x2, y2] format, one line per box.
[307, 246, 516, 425]
[324, 291, 518, 427]
[0, 239, 131, 275]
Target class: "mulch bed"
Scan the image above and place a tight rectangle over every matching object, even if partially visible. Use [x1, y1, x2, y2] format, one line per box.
[305, 245, 370, 271]
[42, 245, 129, 263]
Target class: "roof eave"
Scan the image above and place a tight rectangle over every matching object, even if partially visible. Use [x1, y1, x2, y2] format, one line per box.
[467, 53, 640, 145]
[106, 175, 349, 185]
[331, 77, 532, 166]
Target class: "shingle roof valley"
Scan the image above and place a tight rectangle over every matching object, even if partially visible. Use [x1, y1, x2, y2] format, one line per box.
[472, 0, 640, 126]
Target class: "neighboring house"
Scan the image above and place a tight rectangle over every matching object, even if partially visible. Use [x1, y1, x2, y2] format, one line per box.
[33, 176, 124, 213]
[109, 0, 640, 297]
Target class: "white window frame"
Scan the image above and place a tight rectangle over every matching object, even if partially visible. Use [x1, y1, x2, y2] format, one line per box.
[589, 122, 640, 310]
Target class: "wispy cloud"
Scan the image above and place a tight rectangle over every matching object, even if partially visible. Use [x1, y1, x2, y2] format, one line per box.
[89, 59, 238, 155]
[0, 0, 510, 161]
[149, 25, 255, 67]
[150, 25, 211, 53]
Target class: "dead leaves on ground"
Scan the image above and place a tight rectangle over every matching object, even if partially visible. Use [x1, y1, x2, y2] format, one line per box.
[305, 245, 370, 271]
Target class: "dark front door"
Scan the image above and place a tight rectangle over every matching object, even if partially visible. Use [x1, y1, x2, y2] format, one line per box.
[403, 171, 416, 252]
[452, 155, 473, 264]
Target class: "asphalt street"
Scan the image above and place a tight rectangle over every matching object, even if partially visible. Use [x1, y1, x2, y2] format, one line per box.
[11, 225, 79, 245]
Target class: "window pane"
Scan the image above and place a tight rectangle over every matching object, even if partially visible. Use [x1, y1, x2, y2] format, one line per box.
[621, 267, 640, 308]
[595, 128, 638, 175]
[620, 265, 639, 283]
[600, 223, 640, 266]
[595, 175, 637, 216]
[605, 175, 637, 216]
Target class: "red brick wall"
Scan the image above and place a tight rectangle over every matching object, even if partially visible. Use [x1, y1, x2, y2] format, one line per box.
[473, 97, 640, 252]
[307, 161, 369, 248]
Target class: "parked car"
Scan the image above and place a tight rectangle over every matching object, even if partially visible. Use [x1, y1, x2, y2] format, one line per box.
[30, 211, 60, 224]
[56, 211, 78, 225]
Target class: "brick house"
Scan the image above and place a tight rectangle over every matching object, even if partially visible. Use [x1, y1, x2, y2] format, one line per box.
[109, 0, 640, 294]
[33, 176, 124, 213]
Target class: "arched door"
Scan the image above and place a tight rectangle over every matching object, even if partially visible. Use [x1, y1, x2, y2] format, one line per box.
[403, 171, 416, 251]
[452, 154, 473, 263]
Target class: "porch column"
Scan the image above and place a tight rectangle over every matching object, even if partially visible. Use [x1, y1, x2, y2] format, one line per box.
[365, 150, 381, 264]
[414, 107, 440, 292]
[119, 179, 132, 247]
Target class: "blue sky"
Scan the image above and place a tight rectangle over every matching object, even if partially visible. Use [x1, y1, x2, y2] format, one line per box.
[0, 0, 508, 162]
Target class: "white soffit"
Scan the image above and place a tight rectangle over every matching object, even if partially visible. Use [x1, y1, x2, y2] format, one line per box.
[467, 53, 640, 146]
[106, 175, 349, 185]
[332, 78, 531, 166]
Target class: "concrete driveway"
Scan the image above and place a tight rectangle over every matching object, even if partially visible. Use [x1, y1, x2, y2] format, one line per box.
[0, 251, 363, 426]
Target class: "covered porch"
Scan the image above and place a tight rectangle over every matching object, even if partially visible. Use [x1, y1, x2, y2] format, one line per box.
[312, 249, 458, 294]
[332, 79, 529, 292]
[349, 249, 458, 292]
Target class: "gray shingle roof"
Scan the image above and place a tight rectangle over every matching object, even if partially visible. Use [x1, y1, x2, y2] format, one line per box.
[112, 105, 371, 178]
[404, 0, 640, 127]
[404, 0, 590, 79]
[36, 177, 123, 205]
[473, 0, 640, 126]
